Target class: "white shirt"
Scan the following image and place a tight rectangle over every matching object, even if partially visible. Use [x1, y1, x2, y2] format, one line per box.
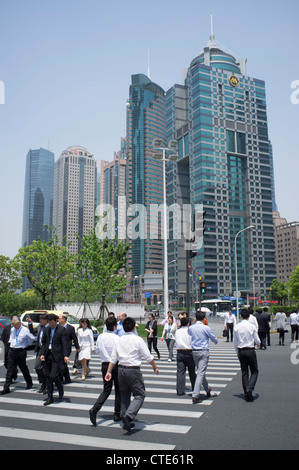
[275, 311, 287, 329]
[233, 319, 261, 353]
[224, 313, 236, 326]
[163, 322, 177, 340]
[110, 332, 153, 367]
[289, 313, 299, 325]
[175, 327, 192, 350]
[78, 328, 95, 350]
[248, 314, 258, 331]
[96, 330, 119, 362]
[9, 325, 35, 349]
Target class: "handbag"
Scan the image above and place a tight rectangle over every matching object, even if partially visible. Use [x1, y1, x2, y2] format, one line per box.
[223, 329, 228, 337]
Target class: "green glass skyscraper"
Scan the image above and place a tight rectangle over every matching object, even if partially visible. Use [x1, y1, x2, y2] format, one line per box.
[166, 33, 276, 302]
[126, 73, 166, 286]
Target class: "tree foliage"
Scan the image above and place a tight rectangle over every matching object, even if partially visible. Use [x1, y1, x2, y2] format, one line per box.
[0, 255, 22, 294]
[15, 227, 76, 309]
[72, 224, 130, 321]
[269, 278, 288, 303]
[289, 266, 299, 301]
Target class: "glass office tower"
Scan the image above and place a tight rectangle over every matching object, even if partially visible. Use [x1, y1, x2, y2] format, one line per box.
[22, 148, 54, 247]
[53, 145, 97, 255]
[166, 35, 276, 301]
[126, 73, 167, 282]
[22, 148, 54, 291]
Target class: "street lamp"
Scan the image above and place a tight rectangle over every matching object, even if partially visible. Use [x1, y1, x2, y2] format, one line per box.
[234, 225, 255, 322]
[152, 139, 178, 317]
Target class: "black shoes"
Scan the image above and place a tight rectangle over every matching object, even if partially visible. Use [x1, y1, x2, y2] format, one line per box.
[192, 397, 203, 404]
[89, 408, 97, 426]
[43, 397, 54, 406]
[122, 415, 135, 432]
[0, 388, 10, 395]
[245, 392, 254, 402]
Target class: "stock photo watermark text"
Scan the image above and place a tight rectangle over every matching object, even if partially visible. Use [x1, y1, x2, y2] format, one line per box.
[290, 80, 299, 105]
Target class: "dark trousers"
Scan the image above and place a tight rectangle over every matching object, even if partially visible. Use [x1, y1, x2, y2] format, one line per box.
[4, 347, 18, 380]
[291, 325, 298, 342]
[147, 337, 160, 358]
[35, 353, 46, 386]
[118, 366, 146, 421]
[43, 352, 63, 398]
[258, 331, 267, 349]
[3, 348, 32, 391]
[226, 323, 234, 341]
[278, 328, 285, 345]
[176, 350, 196, 395]
[92, 362, 121, 416]
[60, 360, 71, 383]
[238, 347, 259, 395]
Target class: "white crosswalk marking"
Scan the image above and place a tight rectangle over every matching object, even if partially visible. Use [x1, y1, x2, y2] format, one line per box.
[0, 338, 239, 449]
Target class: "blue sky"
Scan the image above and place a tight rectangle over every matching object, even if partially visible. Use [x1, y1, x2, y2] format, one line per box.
[0, 0, 298, 258]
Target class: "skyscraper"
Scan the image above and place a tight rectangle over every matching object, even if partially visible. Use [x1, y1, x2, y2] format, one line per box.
[166, 32, 276, 301]
[99, 138, 127, 239]
[126, 73, 167, 282]
[53, 145, 97, 255]
[22, 148, 54, 247]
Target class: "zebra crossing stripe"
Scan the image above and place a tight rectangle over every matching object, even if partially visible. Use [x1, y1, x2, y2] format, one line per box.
[0, 396, 204, 418]
[0, 425, 175, 451]
[0, 409, 192, 434]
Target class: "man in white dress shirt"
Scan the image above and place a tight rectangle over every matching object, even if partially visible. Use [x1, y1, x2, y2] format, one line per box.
[289, 310, 299, 343]
[89, 316, 121, 425]
[105, 317, 159, 432]
[234, 308, 261, 402]
[224, 309, 236, 342]
[175, 316, 196, 395]
[0, 315, 35, 395]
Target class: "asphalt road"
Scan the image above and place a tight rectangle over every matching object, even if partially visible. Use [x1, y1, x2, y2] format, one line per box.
[0, 324, 298, 452]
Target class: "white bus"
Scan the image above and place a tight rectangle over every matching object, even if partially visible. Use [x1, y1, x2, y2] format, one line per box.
[194, 299, 232, 318]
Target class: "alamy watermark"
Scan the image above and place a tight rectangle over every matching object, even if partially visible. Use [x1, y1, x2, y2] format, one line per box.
[290, 80, 299, 105]
[290, 342, 299, 365]
[0, 80, 5, 104]
[95, 198, 205, 252]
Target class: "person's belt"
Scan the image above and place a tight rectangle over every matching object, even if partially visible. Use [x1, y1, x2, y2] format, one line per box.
[119, 365, 140, 369]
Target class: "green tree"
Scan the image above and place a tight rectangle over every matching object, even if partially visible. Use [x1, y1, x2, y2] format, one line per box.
[15, 227, 76, 309]
[269, 278, 288, 303]
[289, 266, 299, 301]
[73, 224, 130, 321]
[0, 255, 22, 294]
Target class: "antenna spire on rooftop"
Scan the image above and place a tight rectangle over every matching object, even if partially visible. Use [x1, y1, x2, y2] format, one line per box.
[147, 48, 151, 79]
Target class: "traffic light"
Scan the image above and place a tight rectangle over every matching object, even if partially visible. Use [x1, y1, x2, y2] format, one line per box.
[201, 282, 206, 294]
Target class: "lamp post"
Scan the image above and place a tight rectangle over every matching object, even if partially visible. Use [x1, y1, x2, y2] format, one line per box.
[152, 139, 178, 317]
[234, 225, 255, 322]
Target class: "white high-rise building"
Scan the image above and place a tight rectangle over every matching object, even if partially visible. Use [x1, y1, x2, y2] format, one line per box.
[53, 145, 97, 254]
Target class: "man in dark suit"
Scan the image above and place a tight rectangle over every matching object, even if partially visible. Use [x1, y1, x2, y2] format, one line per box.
[40, 314, 69, 406]
[27, 314, 49, 393]
[256, 309, 270, 350]
[58, 313, 80, 384]
[0, 323, 18, 381]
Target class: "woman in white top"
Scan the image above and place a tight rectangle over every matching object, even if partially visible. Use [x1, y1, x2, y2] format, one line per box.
[275, 309, 287, 346]
[161, 316, 177, 362]
[77, 318, 95, 380]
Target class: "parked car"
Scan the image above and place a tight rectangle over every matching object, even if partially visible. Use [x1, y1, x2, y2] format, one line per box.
[0, 316, 11, 329]
[20, 310, 98, 340]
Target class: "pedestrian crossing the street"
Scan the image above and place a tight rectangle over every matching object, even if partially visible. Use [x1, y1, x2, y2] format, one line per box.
[0, 339, 240, 450]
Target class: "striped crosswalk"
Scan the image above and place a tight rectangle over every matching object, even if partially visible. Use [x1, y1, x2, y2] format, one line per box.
[0, 339, 239, 450]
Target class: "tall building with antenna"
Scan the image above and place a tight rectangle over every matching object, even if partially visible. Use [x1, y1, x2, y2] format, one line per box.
[166, 20, 276, 302]
[52, 145, 97, 255]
